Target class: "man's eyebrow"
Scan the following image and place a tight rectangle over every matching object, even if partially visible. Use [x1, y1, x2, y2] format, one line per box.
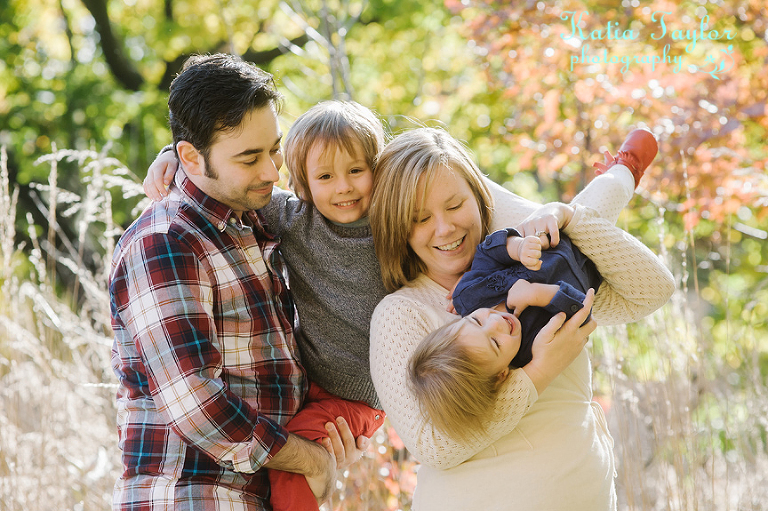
[233, 135, 282, 158]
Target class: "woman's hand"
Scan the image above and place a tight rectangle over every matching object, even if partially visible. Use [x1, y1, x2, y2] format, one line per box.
[144, 149, 179, 201]
[515, 202, 575, 248]
[321, 416, 372, 472]
[522, 288, 596, 395]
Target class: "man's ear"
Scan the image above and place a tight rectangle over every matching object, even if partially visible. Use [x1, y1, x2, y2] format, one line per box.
[176, 141, 204, 176]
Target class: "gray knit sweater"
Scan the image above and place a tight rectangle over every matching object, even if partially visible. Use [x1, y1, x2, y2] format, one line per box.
[260, 187, 387, 409]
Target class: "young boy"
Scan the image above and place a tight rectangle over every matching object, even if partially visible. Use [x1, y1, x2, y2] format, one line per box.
[408, 131, 671, 442]
[146, 100, 388, 511]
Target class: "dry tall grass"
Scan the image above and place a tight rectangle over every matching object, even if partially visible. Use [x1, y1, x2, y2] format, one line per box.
[0, 147, 766, 511]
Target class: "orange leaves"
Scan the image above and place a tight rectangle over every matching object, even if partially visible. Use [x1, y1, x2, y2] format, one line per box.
[387, 425, 405, 450]
[448, 0, 766, 237]
[543, 89, 561, 128]
[683, 210, 699, 232]
[547, 152, 570, 175]
[444, 0, 464, 14]
[573, 80, 596, 104]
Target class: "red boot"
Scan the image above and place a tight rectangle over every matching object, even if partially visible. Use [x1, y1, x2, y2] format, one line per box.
[593, 129, 658, 188]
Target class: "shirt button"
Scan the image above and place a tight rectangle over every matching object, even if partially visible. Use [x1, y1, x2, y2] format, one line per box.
[570, 305, 581, 312]
[217, 221, 226, 231]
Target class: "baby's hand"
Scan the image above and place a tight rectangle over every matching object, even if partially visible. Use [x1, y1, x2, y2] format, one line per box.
[144, 149, 179, 201]
[445, 279, 461, 315]
[517, 235, 543, 271]
[506, 280, 535, 317]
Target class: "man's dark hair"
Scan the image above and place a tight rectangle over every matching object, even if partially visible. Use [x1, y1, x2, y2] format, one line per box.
[168, 53, 283, 159]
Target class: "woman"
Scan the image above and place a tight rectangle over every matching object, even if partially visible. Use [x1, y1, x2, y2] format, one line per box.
[368, 127, 675, 510]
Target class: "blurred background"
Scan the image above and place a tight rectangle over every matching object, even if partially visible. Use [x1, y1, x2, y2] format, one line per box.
[0, 0, 766, 509]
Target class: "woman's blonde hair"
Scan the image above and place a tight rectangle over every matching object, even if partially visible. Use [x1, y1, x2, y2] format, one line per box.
[370, 127, 494, 292]
[284, 100, 385, 202]
[408, 318, 501, 442]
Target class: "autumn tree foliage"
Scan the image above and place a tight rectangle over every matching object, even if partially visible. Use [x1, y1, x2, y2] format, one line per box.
[2, 1, 768, 509]
[445, 0, 768, 231]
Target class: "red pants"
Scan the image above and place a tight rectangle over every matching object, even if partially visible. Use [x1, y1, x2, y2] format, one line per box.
[268, 383, 385, 511]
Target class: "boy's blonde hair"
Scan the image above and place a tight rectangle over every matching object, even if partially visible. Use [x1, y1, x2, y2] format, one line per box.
[283, 100, 385, 202]
[370, 127, 494, 292]
[408, 318, 502, 442]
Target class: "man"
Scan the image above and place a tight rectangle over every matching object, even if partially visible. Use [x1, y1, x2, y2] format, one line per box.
[110, 54, 348, 510]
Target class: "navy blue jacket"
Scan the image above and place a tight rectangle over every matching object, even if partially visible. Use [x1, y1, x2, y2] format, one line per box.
[452, 228, 603, 368]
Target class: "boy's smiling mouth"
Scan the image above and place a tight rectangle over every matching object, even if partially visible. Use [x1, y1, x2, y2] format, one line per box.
[334, 199, 360, 207]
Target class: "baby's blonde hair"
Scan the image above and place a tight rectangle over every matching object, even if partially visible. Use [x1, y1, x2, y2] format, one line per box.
[283, 100, 385, 203]
[408, 318, 502, 442]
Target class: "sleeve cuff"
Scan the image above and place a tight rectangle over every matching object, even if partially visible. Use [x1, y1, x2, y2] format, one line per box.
[543, 281, 586, 319]
[231, 418, 290, 474]
[562, 203, 598, 237]
[480, 228, 522, 263]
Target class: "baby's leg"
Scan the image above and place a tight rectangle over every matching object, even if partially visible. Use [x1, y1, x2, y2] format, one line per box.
[570, 165, 635, 225]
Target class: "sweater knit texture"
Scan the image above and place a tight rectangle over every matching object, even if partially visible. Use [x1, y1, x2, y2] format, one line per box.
[261, 187, 388, 408]
[370, 168, 675, 510]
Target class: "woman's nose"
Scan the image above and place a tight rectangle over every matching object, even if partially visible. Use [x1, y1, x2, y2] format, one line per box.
[433, 214, 455, 236]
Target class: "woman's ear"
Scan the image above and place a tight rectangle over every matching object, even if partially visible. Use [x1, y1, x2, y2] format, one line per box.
[176, 141, 204, 176]
[495, 367, 510, 387]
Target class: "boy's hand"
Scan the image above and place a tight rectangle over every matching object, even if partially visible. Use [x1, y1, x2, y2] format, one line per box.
[144, 150, 179, 201]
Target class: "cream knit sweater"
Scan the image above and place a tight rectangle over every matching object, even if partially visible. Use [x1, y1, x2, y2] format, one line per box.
[370, 168, 675, 510]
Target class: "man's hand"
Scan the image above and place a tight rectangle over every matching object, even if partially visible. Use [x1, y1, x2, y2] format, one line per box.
[144, 149, 179, 201]
[264, 433, 336, 504]
[522, 288, 596, 394]
[321, 416, 372, 472]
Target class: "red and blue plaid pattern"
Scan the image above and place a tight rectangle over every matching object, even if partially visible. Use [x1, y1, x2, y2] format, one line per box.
[110, 170, 306, 510]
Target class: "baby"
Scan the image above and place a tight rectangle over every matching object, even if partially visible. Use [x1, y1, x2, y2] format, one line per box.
[409, 203, 666, 442]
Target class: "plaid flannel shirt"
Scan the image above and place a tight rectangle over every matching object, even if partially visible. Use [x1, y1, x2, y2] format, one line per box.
[110, 170, 306, 510]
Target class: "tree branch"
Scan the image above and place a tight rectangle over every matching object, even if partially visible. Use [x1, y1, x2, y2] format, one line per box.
[79, 0, 310, 93]
[156, 33, 311, 91]
[79, 0, 144, 91]
[242, 33, 311, 66]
